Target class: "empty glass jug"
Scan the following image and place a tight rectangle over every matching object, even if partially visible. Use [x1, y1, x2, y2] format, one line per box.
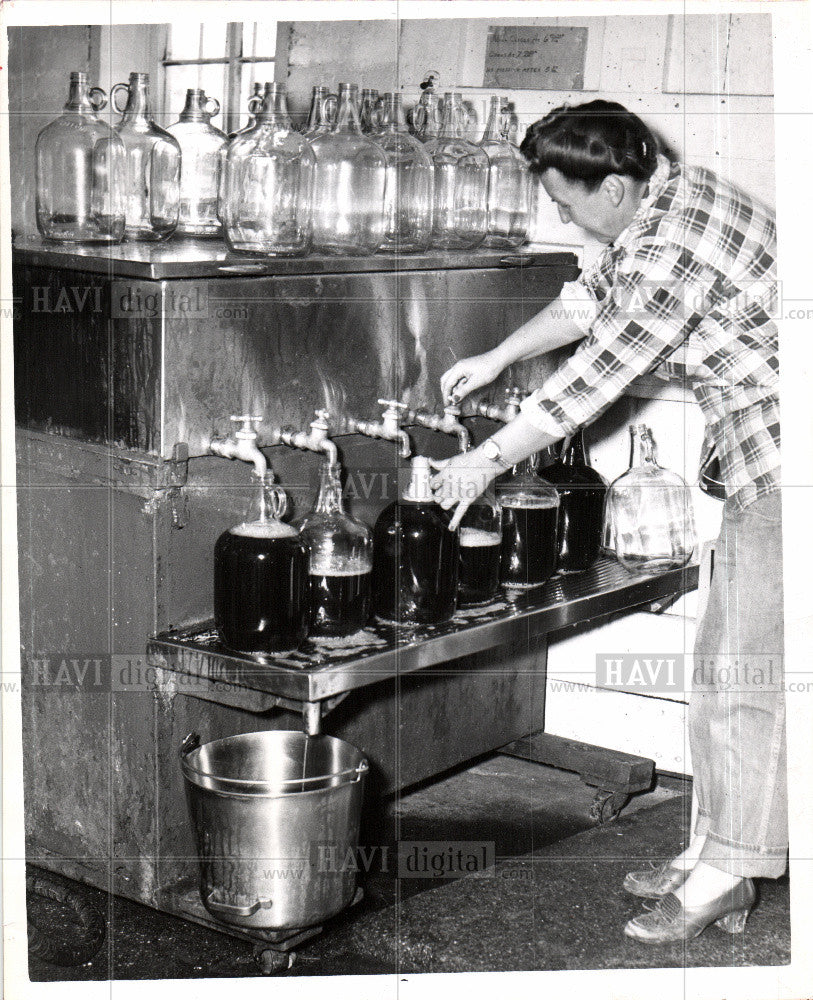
[424, 92, 489, 250]
[167, 89, 228, 236]
[302, 85, 338, 139]
[605, 425, 697, 573]
[112, 73, 181, 240]
[35, 72, 126, 243]
[309, 83, 387, 255]
[222, 82, 315, 257]
[376, 93, 433, 253]
[480, 95, 531, 249]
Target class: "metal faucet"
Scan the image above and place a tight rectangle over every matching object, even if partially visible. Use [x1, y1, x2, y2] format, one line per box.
[476, 386, 524, 424]
[346, 399, 411, 458]
[278, 409, 340, 468]
[406, 404, 470, 453]
[209, 415, 267, 478]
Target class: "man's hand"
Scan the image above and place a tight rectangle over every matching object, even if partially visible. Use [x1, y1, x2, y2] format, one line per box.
[440, 352, 504, 405]
[428, 450, 499, 531]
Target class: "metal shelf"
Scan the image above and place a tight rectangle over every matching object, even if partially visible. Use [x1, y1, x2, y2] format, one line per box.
[147, 558, 698, 706]
[12, 236, 579, 280]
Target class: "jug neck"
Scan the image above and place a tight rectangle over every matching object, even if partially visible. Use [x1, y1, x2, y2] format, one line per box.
[121, 73, 152, 122]
[64, 72, 95, 114]
[629, 424, 657, 469]
[334, 83, 363, 135]
[560, 429, 587, 467]
[438, 92, 465, 140]
[307, 86, 332, 130]
[482, 95, 503, 142]
[178, 88, 209, 122]
[313, 463, 345, 516]
[380, 93, 408, 133]
[257, 83, 292, 126]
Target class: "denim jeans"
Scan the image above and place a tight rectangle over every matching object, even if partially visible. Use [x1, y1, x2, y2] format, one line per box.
[690, 491, 787, 878]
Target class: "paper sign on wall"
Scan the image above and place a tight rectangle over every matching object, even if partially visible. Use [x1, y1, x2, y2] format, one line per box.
[483, 25, 589, 91]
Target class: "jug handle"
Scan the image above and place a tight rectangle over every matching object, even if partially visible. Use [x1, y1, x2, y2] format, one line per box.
[204, 96, 221, 119]
[110, 82, 130, 115]
[324, 92, 338, 125]
[205, 890, 273, 917]
[88, 87, 107, 112]
[180, 732, 201, 757]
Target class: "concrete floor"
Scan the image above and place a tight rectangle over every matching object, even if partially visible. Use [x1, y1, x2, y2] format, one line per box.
[26, 755, 790, 981]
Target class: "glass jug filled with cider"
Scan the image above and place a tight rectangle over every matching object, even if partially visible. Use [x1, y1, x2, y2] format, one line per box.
[214, 475, 309, 653]
[497, 458, 560, 589]
[298, 461, 373, 637]
[372, 456, 459, 625]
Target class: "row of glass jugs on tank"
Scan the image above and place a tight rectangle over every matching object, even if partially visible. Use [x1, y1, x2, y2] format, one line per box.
[214, 437, 609, 655]
[35, 71, 531, 254]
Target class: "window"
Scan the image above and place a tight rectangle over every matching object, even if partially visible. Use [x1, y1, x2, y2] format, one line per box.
[162, 21, 276, 134]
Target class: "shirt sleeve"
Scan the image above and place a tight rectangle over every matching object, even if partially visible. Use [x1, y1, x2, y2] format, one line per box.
[520, 241, 723, 437]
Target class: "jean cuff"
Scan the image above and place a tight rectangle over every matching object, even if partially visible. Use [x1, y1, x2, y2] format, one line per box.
[699, 831, 788, 879]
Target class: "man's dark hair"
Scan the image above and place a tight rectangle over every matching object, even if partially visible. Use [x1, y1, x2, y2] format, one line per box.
[520, 100, 659, 191]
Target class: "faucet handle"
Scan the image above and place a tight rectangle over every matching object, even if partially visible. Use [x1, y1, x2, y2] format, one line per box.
[505, 387, 524, 404]
[230, 414, 262, 437]
[377, 399, 409, 412]
[311, 408, 331, 428]
[443, 403, 461, 417]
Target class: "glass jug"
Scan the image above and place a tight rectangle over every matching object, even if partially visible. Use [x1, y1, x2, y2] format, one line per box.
[214, 475, 309, 653]
[376, 92, 433, 253]
[480, 95, 531, 249]
[112, 73, 181, 240]
[541, 429, 607, 573]
[298, 460, 373, 637]
[497, 458, 560, 588]
[302, 85, 337, 139]
[167, 89, 228, 237]
[359, 88, 381, 134]
[424, 91, 489, 250]
[605, 425, 697, 573]
[35, 72, 126, 243]
[411, 90, 442, 142]
[372, 456, 459, 625]
[222, 82, 315, 257]
[309, 82, 387, 256]
[228, 82, 265, 138]
[458, 489, 502, 606]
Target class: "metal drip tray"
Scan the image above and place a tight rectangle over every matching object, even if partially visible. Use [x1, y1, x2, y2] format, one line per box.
[148, 559, 698, 706]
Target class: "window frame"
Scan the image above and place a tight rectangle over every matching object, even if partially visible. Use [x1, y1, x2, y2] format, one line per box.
[160, 21, 275, 133]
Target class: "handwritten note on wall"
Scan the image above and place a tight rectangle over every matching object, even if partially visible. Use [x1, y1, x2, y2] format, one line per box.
[483, 25, 589, 91]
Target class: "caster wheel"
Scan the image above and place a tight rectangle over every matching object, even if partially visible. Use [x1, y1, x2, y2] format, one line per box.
[589, 789, 629, 825]
[253, 946, 295, 975]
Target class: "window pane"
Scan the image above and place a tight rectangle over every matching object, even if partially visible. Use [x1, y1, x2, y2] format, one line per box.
[243, 22, 277, 59]
[164, 63, 229, 126]
[236, 60, 275, 131]
[167, 21, 227, 60]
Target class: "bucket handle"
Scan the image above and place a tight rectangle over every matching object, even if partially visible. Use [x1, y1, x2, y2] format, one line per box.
[205, 889, 273, 918]
[180, 732, 201, 757]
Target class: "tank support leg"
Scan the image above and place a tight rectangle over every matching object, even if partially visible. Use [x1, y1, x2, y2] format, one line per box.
[303, 701, 321, 735]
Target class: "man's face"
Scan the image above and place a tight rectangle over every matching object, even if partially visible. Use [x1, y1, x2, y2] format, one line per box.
[540, 168, 628, 244]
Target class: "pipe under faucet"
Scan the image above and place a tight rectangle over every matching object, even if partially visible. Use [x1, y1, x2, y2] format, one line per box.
[278, 409, 340, 468]
[346, 400, 412, 459]
[209, 415, 267, 478]
[407, 404, 470, 453]
[476, 387, 524, 424]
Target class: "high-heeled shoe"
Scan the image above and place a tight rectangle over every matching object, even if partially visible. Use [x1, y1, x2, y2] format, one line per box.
[623, 859, 690, 898]
[623, 878, 756, 944]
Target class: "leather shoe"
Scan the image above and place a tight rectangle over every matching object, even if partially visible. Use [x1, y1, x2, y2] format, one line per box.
[623, 859, 690, 898]
[624, 878, 756, 944]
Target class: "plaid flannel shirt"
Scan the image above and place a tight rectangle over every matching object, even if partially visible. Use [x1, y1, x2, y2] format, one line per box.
[521, 154, 780, 512]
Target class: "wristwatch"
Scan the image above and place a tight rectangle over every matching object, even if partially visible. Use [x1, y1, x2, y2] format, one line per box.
[482, 439, 509, 470]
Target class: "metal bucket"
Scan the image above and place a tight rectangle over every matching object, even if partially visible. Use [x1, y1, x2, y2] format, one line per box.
[180, 730, 368, 930]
